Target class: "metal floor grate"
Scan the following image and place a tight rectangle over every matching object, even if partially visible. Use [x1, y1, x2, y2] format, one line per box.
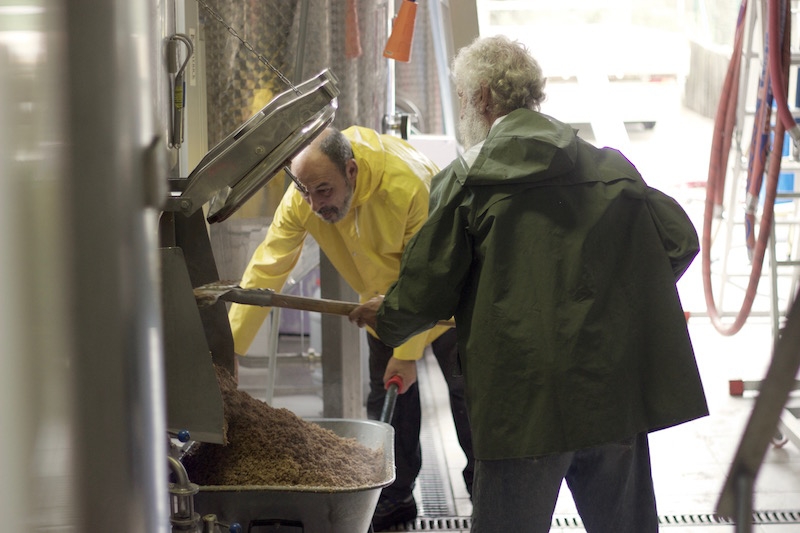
[658, 510, 800, 527]
[415, 414, 456, 517]
[379, 510, 800, 531]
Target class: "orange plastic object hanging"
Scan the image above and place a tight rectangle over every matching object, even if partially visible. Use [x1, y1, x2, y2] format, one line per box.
[383, 0, 417, 62]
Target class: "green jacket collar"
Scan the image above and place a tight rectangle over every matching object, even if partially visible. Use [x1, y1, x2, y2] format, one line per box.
[456, 109, 578, 187]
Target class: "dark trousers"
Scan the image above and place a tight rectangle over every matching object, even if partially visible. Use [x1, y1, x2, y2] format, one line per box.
[471, 432, 658, 533]
[366, 329, 475, 499]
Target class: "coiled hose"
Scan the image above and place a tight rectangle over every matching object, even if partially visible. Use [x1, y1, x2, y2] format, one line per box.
[702, 0, 794, 335]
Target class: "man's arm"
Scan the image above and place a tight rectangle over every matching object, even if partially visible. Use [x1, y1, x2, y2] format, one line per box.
[228, 194, 308, 355]
[376, 188, 471, 346]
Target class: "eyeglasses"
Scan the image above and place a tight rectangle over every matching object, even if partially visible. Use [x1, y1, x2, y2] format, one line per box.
[283, 165, 308, 196]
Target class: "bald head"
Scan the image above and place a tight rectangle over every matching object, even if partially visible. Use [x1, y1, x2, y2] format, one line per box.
[297, 128, 353, 174]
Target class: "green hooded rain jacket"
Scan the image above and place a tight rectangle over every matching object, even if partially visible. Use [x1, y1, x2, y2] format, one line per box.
[376, 109, 709, 460]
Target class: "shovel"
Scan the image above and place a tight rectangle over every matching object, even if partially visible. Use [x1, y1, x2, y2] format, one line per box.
[193, 281, 456, 328]
[380, 375, 404, 423]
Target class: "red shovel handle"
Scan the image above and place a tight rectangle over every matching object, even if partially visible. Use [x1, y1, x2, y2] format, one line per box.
[385, 375, 404, 392]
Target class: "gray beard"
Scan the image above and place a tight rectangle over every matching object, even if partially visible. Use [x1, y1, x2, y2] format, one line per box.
[317, 183, 354, 224]
[459, 105, 491, 150]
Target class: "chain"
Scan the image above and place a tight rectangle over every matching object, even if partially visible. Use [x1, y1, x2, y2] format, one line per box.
[194, 0, 300, 94]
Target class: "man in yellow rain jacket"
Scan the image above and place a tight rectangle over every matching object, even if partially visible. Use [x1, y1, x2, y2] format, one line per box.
[228, 126, 474, 530]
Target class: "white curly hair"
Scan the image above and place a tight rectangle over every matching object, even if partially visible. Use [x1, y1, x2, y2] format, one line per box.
[452, 35, 547, 115]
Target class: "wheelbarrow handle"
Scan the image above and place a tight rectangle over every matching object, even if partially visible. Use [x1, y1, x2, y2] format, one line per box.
[379, 375, 404, 423]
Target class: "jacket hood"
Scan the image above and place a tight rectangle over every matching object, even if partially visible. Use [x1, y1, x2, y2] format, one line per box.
[345, 127, 385, 207]
[458, 109, 644, 190]
[345, 125, 440, 209]
[458, 109, 579, 186]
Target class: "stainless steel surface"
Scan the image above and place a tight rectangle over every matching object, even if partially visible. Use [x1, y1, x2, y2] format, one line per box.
[175, 69, 339, 222]
[168, 33, 194, 148]
[205, 102, 336, 224]
[0, 9, 76, 530]
[191, 419, 395, 533]
[1, 0, 172, 531]
[69, 0, 169, 531]
[161, 247, 226, 445]
[167, 209, 237, 376]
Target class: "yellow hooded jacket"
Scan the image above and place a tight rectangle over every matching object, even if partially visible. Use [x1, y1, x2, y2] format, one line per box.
[228, 126, 451, 359]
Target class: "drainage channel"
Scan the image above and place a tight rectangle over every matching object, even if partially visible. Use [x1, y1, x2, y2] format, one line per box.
[379, 510, 800, 531]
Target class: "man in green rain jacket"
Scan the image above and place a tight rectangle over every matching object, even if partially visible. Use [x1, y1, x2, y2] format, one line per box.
[350, 36, 708, 532]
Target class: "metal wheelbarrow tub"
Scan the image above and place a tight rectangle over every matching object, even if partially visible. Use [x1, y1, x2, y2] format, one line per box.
[192, 419, 394, 533]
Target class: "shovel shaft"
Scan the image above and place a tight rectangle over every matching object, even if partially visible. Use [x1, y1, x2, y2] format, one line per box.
[222, 287, 358, 316]
[194, 282, 456, 327]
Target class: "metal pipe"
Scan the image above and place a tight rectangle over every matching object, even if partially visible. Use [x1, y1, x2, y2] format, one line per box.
[385, 0, 397, 131]
[168, 456, 201, 532]
[202, 514, 219, 533]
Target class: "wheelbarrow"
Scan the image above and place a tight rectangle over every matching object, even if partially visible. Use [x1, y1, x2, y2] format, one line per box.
[188, 378, 405, 532]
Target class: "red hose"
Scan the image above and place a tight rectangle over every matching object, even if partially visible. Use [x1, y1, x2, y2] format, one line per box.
[702, 0, 748, 334]
[702, 0, 790, 335]
[705, 0, 747, 211]
[768, 0, 797, 137]
[743, 52, 773, 260]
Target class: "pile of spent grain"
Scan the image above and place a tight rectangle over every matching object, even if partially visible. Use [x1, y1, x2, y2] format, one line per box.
[180, 365, 385, 488]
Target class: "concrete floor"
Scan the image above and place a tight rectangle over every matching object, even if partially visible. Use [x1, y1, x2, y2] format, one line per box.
[239, 99, 800, 531]
[416, 315, 800, 533]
